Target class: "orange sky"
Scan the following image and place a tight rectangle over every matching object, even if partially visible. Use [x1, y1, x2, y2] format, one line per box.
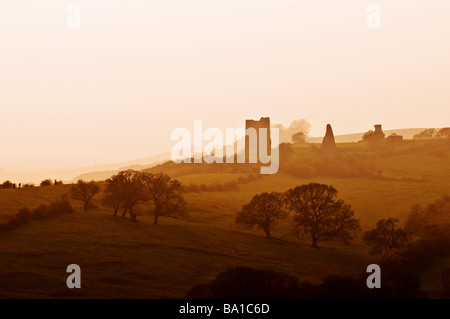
[1, 0, 449, 169]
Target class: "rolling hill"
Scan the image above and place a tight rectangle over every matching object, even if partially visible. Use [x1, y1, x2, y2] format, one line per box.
[0, 138, 449, 298]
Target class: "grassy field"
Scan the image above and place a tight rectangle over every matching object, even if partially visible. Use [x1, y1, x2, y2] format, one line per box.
[0, 141, 449, 298]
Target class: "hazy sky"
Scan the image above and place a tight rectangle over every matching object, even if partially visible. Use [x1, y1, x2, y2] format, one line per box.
[1, 0, 449, 169]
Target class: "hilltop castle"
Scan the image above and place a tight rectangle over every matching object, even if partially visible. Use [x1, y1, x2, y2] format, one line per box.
[245, 117, 271, 161]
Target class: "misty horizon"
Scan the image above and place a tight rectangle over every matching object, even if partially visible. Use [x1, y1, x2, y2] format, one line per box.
[1, 1, 450, 173]
[0, 124, 434, 172]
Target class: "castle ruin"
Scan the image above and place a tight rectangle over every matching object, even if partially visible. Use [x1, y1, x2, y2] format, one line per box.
[373, 124, 385, 140]
[245, 117, 271, 161]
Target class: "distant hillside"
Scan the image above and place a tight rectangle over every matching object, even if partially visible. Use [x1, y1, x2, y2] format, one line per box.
[0, 128, 437, 184]
[72, 152, 171, 181]
[308, 128, 431, 143]
[75, 128, 438, 181]
[0, 152, 171, 184]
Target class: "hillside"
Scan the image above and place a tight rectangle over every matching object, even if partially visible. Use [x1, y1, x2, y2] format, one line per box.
[64, 128, 433, 182]
[0, 139, 449, 298]
[308, 128, 431, 143]
[0, 153, 170, 185]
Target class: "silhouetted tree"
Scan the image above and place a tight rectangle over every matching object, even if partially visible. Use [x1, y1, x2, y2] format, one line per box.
[70, 180, 100, 212]
[404, 204, 426, 235]
[414, 128, 436, 140]
[1, 180, 14, 189]
[285, 183, 360, 248]
[40, 179, 53, 187]
[363, 218, 409, 255]
[436, 127, 450, 139]
[144, 173, 186, 224]
[362, 130, 375, 142]
[404, 196, 450, 236]
[236, 192, 288, 239]
[102, 177, 123, 217]
[107, 170, 147, 221]
[292, 131, 307, 144]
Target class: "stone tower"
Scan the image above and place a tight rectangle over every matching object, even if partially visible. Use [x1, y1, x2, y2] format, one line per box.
[374, 124, 385, 139]
[373, 124, 386, 142]
[321, 124, 336, 153]
[245, 117, 271, 161]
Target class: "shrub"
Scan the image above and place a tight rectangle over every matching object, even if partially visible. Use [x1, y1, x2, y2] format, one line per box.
[40, 179, 53, 187]
[1, 180, 15, 189]
[0, 197, 75, 234]
[186, 266, 396, 299]
[186, 267, 302, 299]
[15, 208, 32, 224]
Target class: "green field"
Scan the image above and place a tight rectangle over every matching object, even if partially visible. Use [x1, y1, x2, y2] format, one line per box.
[0, 141, 449, 298]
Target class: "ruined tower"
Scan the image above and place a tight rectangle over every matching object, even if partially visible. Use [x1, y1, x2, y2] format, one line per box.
[245, 117, 271, 161]
[321, 124, 336, 153]
[374, 124, 385, 139]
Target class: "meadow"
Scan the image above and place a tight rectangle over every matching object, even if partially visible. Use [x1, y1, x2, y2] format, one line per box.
[0, 141, 449, 298]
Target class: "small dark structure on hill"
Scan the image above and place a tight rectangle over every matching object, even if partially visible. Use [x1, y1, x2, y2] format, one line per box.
[321, 124, 336, 154]
[245, 117, 271, 161]
[386, 133, 403, 145]
[362, 124, 386, 144]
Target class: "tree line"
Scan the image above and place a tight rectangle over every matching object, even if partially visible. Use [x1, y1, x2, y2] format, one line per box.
[70, 170, 186, 224]
[0, 179, 63, 189]
[414, 127, 450, 140]
[236, 183, 361, 247]
[235, 182, 445, 259]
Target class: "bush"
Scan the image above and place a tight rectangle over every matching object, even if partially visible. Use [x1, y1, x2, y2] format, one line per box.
[405, 196, 450, 236]
[186, 267, 302, 299]
[186, 266, 396, 299]
[0, 197, 74, 234]
[15, 208, 32, 224]
[374, 225, 450, 298]
[32, 204, 51, 220]
[181, 174, 261, 193]
[40, 179, 53, 187]
[1, 180, 15, 189]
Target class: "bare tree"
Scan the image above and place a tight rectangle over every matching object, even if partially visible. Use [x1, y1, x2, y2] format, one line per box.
[102, 177, 122, 217]
[236, 192, 288, 239]
[286, 183, 360, 248]
[364, 218, 410, 255]
[70, 180, 100, 212]
[144, 173, 186, 224]
[103, 170, 147, 221]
